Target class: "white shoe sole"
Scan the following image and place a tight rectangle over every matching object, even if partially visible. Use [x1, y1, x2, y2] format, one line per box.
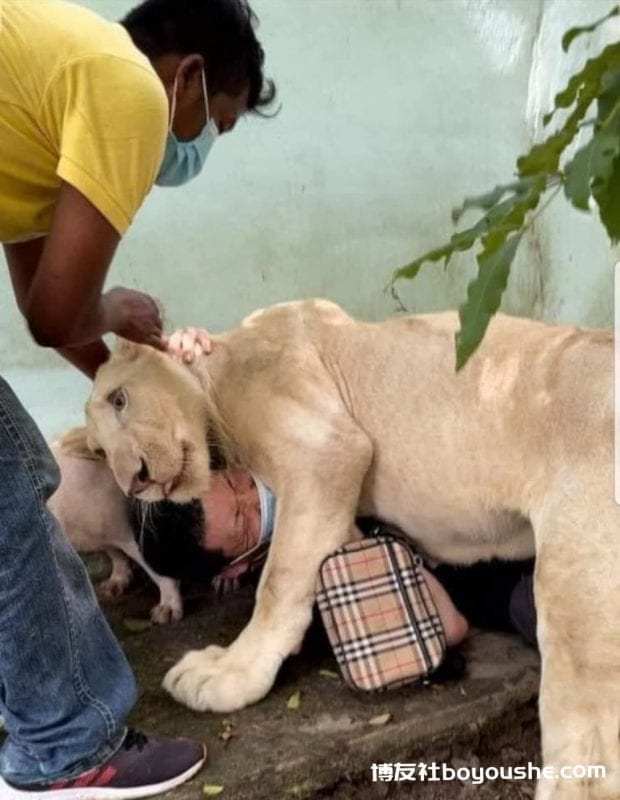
[0, 748, 206, 800]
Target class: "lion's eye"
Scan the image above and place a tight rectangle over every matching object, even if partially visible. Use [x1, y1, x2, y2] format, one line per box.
[107, 388, 127, 411]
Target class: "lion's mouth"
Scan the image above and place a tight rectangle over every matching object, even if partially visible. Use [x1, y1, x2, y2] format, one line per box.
[162, 444, 191, 500]
[131, 444, 191, 502]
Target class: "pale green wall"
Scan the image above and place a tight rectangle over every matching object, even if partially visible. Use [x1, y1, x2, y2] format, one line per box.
[1, 0, 615, 437]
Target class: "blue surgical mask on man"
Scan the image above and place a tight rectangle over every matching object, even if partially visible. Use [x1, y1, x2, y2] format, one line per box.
[156, 69, 218, 187]
[252, 475, 276, 545]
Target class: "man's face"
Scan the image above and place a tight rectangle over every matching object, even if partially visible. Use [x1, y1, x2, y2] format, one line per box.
[173, 87, 249, 140]
[171, 58, 249, 140]
[203, 469, 261, 558]
[208, 88, 250, 135]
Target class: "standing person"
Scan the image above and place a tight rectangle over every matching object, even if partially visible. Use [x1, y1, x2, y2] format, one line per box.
[0, 0, 275, 796]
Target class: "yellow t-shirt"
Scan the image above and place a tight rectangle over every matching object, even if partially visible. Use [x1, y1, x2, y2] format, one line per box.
[0, 0, 169, 241]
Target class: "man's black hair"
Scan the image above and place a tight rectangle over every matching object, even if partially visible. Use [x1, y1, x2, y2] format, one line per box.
[121, 0, 276, 113]
[130, 499, 228, 582]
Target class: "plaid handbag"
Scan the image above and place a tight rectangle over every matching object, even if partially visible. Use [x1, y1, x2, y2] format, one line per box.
[316, 531, 446, 691]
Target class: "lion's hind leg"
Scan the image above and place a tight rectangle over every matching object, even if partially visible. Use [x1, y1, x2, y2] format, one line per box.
[533, 470, 620, 800]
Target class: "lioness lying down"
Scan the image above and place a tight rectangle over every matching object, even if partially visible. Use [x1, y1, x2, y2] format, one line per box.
[81, 300, 619, 800]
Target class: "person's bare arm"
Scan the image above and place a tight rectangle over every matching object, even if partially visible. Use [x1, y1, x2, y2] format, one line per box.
[347, 525, 469, 647]
[5, 235, 111, 378]
[6, 183, 119, 347]
[421, 566, 470, 647]
[5, 182, 164, 379]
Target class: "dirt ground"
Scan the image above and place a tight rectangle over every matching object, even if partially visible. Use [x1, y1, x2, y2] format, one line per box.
[109, 575, 542, 800]
[0, 564, 542, 799]
[312, 707, 540, 799]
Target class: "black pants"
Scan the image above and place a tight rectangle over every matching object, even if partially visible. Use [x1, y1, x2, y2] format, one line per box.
[431, 558, 537, 647]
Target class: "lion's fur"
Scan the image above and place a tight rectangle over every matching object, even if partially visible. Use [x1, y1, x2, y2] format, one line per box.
[82, 299, 620, 800]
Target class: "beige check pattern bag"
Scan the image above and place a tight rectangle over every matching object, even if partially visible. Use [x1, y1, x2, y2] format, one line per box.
[316, 533, 446, 691]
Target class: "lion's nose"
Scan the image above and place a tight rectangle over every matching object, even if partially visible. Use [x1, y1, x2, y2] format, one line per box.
[130, 458, 152, 496]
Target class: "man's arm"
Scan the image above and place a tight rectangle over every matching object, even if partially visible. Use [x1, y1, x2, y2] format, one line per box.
[5, 235, 110, 379]
[5, 182, 163, 379]
[8, 181, 119, 347]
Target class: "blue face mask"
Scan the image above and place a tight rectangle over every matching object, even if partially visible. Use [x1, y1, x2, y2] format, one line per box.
[252, 475, 276, 545]
[156, 69, 218, 187]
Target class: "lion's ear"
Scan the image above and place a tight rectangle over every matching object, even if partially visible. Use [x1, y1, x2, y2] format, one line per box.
[113, 338, 143, 361]
[57, 426, 105, 460]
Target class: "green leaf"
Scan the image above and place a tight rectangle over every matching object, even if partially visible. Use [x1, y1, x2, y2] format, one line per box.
[392, 243, 451, 282]
[519, 83, 600, 176]
[593, 154, 620, 242]
[318, 669, 340, 679]
[562, 6, 619, 53]
[122, 618, 153, 633]
[553, 72, 591, 113]
[540, 44, 620, 126]
[392, 177, 545, 289]
[564, 128, 620, 210]
[564, 140, 595, 210]
[451, 181, 525, 224]
[203, 785, 224, 796]
[486, 178, 546, 230]
[584, 129, 620, 187]
[597, 66, 620, 121]
[456, 233, 523, 371]
[286, 691, 301, 710]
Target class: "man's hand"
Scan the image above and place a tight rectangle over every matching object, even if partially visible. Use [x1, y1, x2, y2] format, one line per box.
[102, 287, 165, 350]
[164, 326, 213, 363]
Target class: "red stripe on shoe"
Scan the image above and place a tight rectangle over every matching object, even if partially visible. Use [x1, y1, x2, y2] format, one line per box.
[48, 764, 117, 790]
[93, 765, 118, 786]
[73, 768, 100, 788]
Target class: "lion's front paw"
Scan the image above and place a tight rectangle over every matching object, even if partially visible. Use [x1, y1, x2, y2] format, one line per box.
[162, 645, 276, 713]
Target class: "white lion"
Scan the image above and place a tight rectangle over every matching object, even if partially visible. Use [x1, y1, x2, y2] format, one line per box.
[79, 299, 619, 800]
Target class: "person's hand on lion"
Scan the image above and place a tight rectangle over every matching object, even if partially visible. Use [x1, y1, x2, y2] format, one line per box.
[164, 326, 213, 363]
[102, 286, 166, 351]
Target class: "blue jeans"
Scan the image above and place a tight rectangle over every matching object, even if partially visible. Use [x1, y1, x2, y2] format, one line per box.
[0, 376, 136, 786]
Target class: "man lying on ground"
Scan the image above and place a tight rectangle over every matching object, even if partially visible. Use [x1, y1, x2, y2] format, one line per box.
[135, 463, 536, 648]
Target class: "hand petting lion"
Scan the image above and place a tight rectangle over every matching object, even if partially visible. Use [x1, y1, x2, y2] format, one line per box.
[77, 299, 619, 800]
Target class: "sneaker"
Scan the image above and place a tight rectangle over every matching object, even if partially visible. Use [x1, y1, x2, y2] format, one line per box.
[0, 729, 207, 799]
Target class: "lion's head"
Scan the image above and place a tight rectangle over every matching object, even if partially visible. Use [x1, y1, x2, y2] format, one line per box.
[85, 340, 211, 503]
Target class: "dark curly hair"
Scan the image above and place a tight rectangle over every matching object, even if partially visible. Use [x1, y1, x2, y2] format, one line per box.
[121, 0, 276, 113]
[130, 499, 228, 582]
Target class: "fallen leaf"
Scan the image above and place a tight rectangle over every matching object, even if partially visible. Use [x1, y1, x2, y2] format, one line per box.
[459, 685, 467, 697]
[203, 785, 224, 796]
[318, 669, 339, 679]
[369, 712, 392, 726]
[286, 691, 301, 710]
[122, 618, 152, 633]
